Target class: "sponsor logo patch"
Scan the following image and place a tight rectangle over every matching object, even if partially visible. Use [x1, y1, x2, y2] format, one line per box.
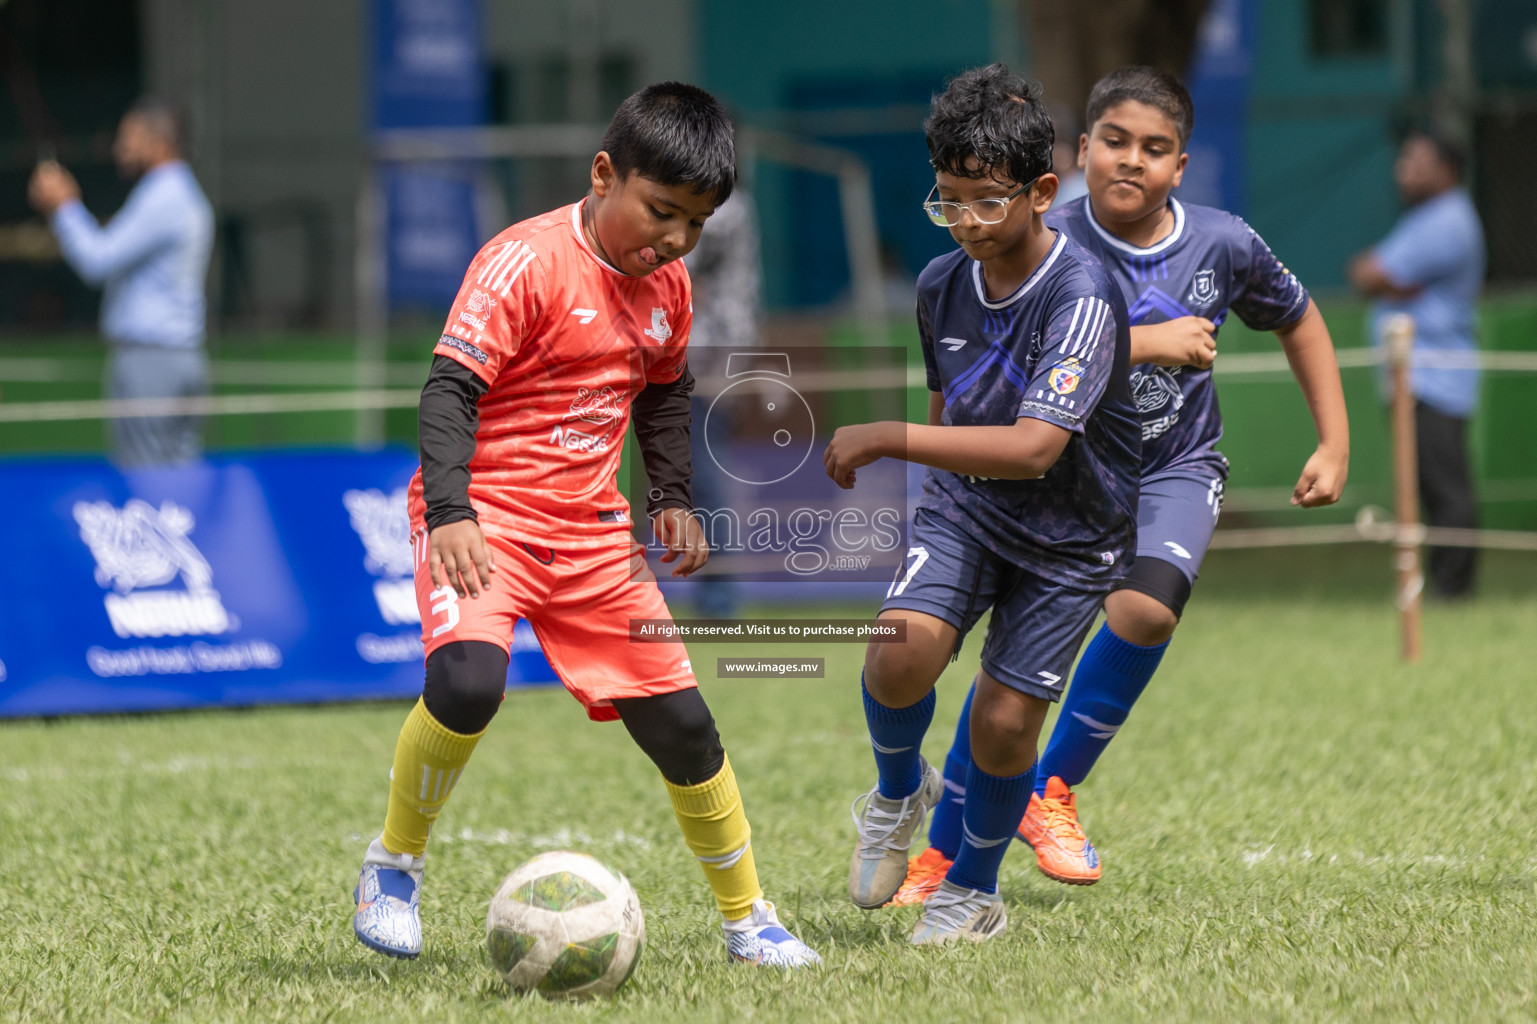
[438, 334, 488, 365]
[567, 385, 623, 426]
[1049, 357, 1083, 395]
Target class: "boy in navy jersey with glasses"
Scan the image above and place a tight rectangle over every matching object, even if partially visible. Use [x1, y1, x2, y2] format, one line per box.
[824, 63, 1140, 944]
[895, 66, 1349, 903]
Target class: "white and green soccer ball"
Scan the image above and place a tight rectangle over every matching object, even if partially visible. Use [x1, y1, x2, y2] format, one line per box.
[485, 850, 645, 1000]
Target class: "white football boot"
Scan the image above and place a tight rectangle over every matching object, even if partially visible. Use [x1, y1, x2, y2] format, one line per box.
[723, 900, 822, 968]
[352, 835, 424, 959]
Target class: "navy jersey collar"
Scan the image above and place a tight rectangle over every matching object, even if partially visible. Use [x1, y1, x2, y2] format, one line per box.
[1085, 197, 1186, 256]
[970, 231, 1067, 310]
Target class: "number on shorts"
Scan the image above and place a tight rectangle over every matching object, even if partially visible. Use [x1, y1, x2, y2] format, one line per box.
[428, 585, 460, 638]
[887, 546, 930, 598]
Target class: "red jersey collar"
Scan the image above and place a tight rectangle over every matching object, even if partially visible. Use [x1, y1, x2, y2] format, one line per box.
[568, 199, 627, 277]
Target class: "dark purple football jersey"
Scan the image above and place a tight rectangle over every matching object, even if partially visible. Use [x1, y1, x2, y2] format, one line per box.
[915, 231, 1141, 588]
[1046, 197, 1310, 479]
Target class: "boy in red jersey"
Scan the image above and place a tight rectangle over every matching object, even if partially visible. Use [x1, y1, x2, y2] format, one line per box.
[352, 83, 820, 969]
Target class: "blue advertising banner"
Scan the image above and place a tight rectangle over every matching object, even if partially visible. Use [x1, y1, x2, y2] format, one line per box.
[1178, 0, 1256, 215]
[370, 0, 488, 308]
[0, 450, 556, 718]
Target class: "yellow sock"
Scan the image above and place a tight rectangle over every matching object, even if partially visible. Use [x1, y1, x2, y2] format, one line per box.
[381, 698, 485, 857]
[665, 754, 764, 920]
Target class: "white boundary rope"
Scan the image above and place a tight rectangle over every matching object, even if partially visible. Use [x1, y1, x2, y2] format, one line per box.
[1208, 506, 1537, 552]
[4, 345, 1537, 390]
[0, 389, 424, 423]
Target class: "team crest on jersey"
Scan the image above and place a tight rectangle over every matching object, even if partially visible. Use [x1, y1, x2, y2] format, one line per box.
[1188, 269, 1219, 310]
[644, 307, 672, 342]
[567, 385, 623, 425]
[1049, 357, 1083, 395]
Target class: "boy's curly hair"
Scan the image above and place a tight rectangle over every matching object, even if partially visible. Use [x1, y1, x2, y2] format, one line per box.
[925, 63, 1054, 186]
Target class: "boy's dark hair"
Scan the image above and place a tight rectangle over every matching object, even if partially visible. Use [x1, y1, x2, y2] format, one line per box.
[1407, 128, 1465, 180]
[925, 64, 1054, 186]
[1085, 66, 1195, 150]
[601, 82, 735, 206]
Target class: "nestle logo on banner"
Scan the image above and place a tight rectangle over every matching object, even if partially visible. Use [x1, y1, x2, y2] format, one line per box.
[343, 488, 419, 628]
[73, 499, 234, 639]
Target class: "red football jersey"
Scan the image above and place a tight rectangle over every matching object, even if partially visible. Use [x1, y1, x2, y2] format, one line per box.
[408, 200, 692, 548]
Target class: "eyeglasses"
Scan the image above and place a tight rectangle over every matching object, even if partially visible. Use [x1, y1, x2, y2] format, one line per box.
[922, 179, 1037, 227]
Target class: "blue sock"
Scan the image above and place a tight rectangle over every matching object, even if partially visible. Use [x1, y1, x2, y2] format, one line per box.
[946, 759, 1036, 894]
[1036, 623, 1169, 797]
[926, 683, 974, 859]
[862, 672, 936, 799]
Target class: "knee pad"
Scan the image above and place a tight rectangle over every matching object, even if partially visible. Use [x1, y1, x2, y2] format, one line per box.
[612, 688, 725, 786]
[422, 640, 509, 735]
[1114, 556, 1193, 620]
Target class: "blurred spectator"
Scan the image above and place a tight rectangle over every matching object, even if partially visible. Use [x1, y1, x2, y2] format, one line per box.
[683, 189, 761, 618]
[1051, 108, 1088, 207]
[1349, 131, 1486, 598]
[28, 98, 214, 467]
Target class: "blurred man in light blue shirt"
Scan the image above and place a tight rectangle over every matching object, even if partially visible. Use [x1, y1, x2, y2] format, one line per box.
[29, 99, 214, 466]
[1350, 131, 1486, 596]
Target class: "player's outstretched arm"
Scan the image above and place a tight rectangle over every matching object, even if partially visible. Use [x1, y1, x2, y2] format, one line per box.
[1273, 297, 1349, 507]
[1131, 317, 1217, 369]
[823, 417, 1070, 489]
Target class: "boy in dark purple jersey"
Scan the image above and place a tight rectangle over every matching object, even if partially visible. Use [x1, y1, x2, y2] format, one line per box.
[896, 66, 1350, 901]
[823, 64, 1140, 944]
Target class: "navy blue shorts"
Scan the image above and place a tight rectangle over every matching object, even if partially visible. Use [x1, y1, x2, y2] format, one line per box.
[1128, 471, 1225, 585]
[879, 509, 1104, 702]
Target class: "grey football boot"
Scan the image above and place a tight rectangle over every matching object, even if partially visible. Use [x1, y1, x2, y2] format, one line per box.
[848, 758, 944, 908]
[909, 879, 1007, 945]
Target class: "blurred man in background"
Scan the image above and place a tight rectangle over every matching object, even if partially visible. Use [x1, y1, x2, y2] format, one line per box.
[28, 98, 214, 467]
[1349, 131, 1486, 598]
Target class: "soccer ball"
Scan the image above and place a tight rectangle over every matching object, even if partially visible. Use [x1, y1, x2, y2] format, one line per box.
[485, 850, 645, 1000]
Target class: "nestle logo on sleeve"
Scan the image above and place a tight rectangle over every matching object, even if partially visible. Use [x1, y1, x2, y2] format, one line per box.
[438, 334, 489, 364]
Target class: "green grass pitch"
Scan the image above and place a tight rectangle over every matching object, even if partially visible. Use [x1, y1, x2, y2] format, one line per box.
[2, 547, 1535, 1023]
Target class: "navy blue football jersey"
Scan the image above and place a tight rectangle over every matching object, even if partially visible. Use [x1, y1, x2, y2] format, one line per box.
[1046, 197, 1309, 479]
[916, 231, 1141, 587]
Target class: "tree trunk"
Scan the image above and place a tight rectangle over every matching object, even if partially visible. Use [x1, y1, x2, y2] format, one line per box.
[1020, 0, 1213, 123]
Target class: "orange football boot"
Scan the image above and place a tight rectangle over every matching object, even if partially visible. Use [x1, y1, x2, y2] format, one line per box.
[1016, 775, 1101, 885]
[889, 846, 953, 906]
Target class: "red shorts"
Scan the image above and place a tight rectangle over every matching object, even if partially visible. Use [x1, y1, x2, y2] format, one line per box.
[411, 522, 696, 721]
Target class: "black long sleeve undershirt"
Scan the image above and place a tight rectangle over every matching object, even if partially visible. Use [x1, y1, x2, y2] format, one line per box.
[417, 354, 697, 530]
[633, 364, 695, 517]
[419, 355, 486, 530]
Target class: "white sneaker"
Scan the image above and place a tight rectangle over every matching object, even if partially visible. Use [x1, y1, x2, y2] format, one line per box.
[848, 759, 944, 908]
[722, 900, 822, 968]
[909, 879, 1006, 945]
[352, 836, 425, 959]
